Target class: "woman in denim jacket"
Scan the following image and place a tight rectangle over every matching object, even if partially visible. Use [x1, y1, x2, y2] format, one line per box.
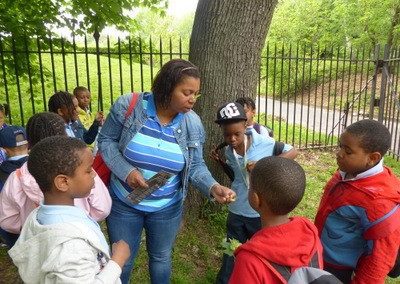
[98, 59, 236, 284]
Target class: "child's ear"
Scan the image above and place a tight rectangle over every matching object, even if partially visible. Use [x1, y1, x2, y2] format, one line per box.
[3, 147, 12, 157]
[54, 174, 70, 193]
[368, 151, 382, 166]
[56, 108, 64, 116]
[249, 190, 261, 211]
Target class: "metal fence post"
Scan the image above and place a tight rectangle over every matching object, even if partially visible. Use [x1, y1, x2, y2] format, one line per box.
[94, 28, 103, 111]
[369, 44, 380, 120]
[378, 45, 390, 122]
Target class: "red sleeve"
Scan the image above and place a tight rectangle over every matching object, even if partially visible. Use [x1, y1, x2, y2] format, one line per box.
[229, 251, 276, 284]
[352, 228, 400, 284]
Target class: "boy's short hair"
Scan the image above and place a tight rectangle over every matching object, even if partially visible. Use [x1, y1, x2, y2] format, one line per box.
[251, 156, 305, 215]
[27, 136, 87, 192]
[345, 119, 391, 156]
[73, 86, 89, 97]
[26, 112, 66, 148]
[236, 97, 256, 110]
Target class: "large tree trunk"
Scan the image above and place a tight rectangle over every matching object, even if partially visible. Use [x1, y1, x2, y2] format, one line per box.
[185, 0, 277, 216]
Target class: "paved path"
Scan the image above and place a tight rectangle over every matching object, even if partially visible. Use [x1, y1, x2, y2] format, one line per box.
[256, 97, 346, 138]
[255, 97, 400, 155]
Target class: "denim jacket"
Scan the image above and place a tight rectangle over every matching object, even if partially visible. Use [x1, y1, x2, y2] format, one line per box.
[97, 93, 218, 198]
[70, 119, 100, 145]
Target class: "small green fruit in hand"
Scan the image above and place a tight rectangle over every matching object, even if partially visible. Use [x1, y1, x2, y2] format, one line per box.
[221, 238, 242, 257]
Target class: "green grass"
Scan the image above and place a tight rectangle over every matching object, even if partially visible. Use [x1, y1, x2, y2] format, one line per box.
[1, 150, 398, 283]
[0, 52, 178, 125]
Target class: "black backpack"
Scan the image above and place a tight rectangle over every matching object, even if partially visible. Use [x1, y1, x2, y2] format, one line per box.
[215, 126, 285, 182]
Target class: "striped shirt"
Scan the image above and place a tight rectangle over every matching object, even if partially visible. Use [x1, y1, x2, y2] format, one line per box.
[110, 94, 185, 212]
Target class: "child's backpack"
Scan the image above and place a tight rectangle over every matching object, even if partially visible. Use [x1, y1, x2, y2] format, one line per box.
[253, 122, 274, 137]
[215, 140, 285, 182]
[258, 253, 343, 284]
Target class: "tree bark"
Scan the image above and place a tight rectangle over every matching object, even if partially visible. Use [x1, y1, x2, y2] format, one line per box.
[186, 0, 277, 213]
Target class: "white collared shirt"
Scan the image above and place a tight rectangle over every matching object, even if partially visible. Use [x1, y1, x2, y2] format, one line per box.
[339, 159, 384, 181]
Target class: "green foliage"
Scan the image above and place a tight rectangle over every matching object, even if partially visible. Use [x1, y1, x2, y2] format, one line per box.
[267, 0, 400, 48]
[0, 37, 188, 125]
[220, 238, 242, 257]
[129, 8, 194, 52]
[259, 43, 376, 98]
[0, 0, 168, 83]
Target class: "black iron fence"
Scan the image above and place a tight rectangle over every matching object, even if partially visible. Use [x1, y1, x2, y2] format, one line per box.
[257, 43, 400, 156]
[0, 36, 399, 155]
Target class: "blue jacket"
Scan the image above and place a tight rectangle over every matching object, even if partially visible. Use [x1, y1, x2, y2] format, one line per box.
[97, 93, 218, 198]
[225, 129, 292, 217]
[70, 119, 100, 145]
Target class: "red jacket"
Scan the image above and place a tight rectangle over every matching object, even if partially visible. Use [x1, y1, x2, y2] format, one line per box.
[229, 217, 323, 284]
[315, 166, 400, 284]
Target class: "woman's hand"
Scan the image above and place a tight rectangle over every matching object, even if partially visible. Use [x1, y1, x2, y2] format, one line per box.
[210, 146, 222, 162]
[210, 184, 236, 204]
[126, 169, 149, 190]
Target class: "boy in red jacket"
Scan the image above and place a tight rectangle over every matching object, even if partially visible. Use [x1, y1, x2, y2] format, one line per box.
[315, 119, 400, 284]
[230, 157, 323, 283]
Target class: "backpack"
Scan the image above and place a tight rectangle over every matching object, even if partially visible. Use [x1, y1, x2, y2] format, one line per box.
[215, 130, 285, 182]
[253, 122, 274, 137]
[258, 253, 343, 284]
[93, 92, 139, 186]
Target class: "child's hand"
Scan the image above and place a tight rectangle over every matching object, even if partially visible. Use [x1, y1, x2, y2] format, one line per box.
[111, 240, 130, 268]
[246, 161, 256, 173]
[210, 146, 221, 162]
[95, 111, 104, 125]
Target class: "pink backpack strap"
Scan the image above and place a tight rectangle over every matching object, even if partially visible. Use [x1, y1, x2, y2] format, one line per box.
[124, 92, 139, 120]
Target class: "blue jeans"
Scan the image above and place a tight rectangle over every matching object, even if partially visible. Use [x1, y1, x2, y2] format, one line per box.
[107, 191, 183, 284]
[216, 212, 261, 284]
[0, 227, 19, 248]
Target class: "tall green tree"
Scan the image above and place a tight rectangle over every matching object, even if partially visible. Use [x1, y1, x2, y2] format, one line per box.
[267, 0, 400, 48]
[0, 0, 167, 38]
[0, 0, 167, 88]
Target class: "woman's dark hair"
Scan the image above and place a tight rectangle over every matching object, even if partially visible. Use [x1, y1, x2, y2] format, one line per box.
[26, 112, 66, 148]
[0, 103, 9, 116]
[48, 91, 75, 118]
[151, 59, 200, 109]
